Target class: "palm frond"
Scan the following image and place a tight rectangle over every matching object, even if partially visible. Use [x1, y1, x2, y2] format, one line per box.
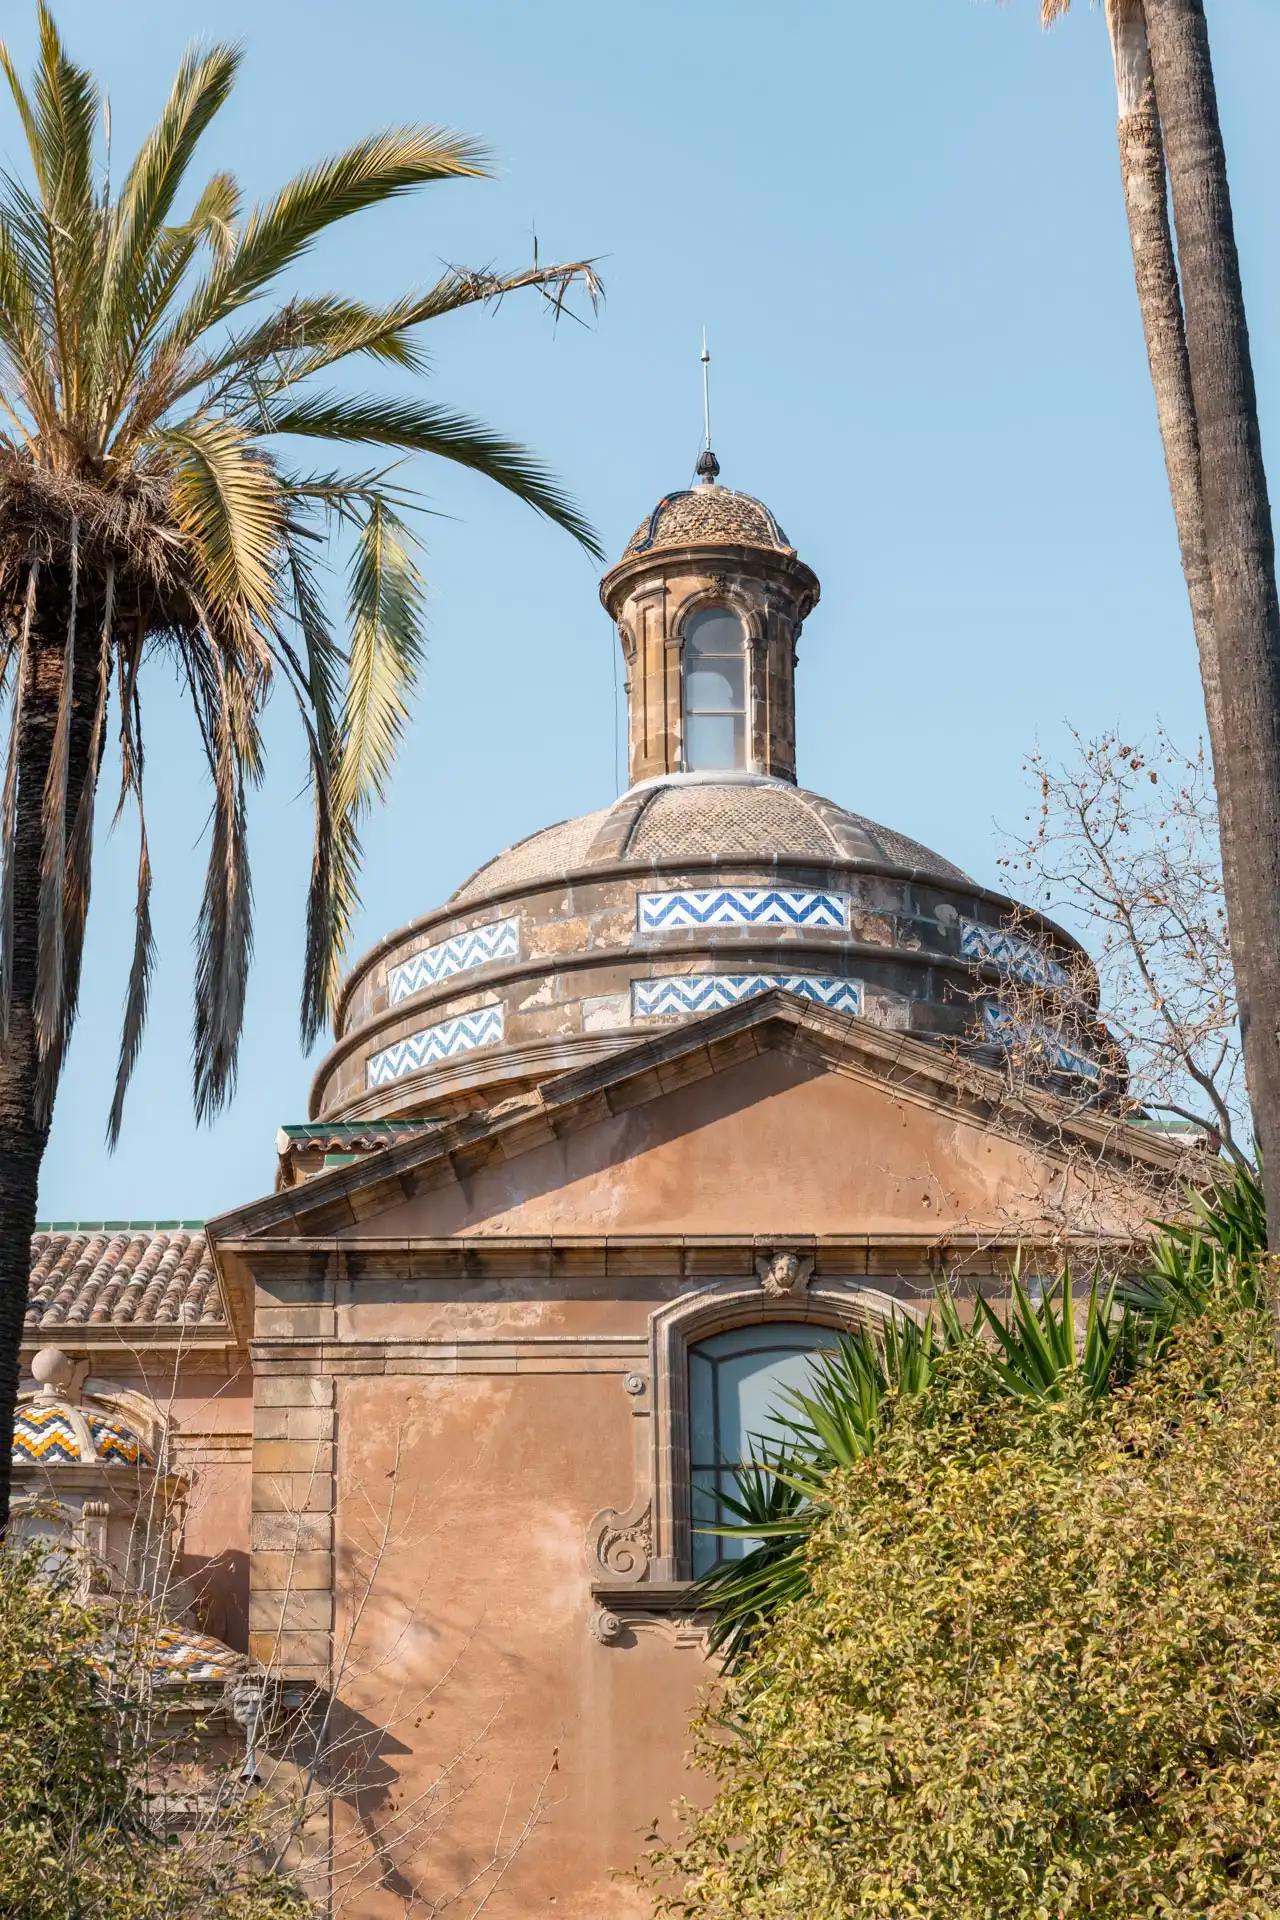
[23, 4, 101, 424]
[111, 43, 238, 274]
[161, 125, 489, 356]
[234, 258, 604, 398]
[0, 565, 37, 1033]
[106, 826, 154, 1150]
[191, 647, 255, 1123]
[260, 390, 603, 557]
[91, 35, 240, 423]
[58, 564, 114, 1053]
[161, 419, 284, 625]
[33, 517, 78, 1072]
[180, 169, 240, 264]
[333, 495, 426, 824]
[278, 528, 359, 1043]
[0, 217, 54, 438]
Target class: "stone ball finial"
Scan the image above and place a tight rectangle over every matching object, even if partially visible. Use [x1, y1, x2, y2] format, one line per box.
[30, 1345, 75, 1398]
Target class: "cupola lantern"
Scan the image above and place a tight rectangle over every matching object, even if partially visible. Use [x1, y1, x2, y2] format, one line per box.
[599, 459, 820, 788]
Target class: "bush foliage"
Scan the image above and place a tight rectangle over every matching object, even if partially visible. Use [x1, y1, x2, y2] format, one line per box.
[659, 1173, 1280, 1917]
[659, 1311, 1280, 1917]
[0, 1545, 306, 1920]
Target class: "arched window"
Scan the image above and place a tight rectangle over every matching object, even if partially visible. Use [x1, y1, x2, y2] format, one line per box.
[682, 607, 747, 772]
[688, 1321, 836, 1575]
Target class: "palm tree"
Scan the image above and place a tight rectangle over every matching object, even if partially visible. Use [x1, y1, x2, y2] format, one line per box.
[0, 8, 603, 1526]
[1136, 1, 1280, 1255]
[1044, 1, 1280, 1275]
[1046, 2, 1219, 757]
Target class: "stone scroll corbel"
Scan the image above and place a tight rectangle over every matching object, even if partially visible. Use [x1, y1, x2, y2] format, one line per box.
[585, 1368, 653, 1585]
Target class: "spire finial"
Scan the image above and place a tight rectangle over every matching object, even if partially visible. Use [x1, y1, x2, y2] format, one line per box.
[695, 328, 720, 485]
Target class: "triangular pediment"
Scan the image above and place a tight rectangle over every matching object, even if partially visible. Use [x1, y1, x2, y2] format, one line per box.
[209, 993, 1187, 1260]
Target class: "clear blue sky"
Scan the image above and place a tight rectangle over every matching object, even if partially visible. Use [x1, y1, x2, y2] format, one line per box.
[18, 0, 1280, 1220]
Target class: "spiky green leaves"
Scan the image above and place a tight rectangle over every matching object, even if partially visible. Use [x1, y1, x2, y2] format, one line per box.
[164, 124, 490, 359]
[263, 391, 606, 558]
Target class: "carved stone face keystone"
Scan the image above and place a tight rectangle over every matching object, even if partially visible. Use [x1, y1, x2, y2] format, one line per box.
[755, 1250, 814, 1298]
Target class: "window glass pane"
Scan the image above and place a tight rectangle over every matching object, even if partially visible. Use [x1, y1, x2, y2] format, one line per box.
[692, 1474, 723, 1577]
[712, 1339, 831, 1459]
[686, 659, 744, 710]
[684, 608, 746, 773]
[685, 712, 745, 772]
[689, 1350, 716, 1464]
[695, 1323, 836, 1363]
[685, 608, 743, 660]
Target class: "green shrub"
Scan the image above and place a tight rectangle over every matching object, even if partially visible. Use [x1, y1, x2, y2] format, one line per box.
[658, 1303, 1280, 1917]
[0, 1545, 307, 1920]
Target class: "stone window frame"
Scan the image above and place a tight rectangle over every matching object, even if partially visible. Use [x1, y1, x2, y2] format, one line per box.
[648, 1277, 917, 1582]
[673, 588, 765, 776]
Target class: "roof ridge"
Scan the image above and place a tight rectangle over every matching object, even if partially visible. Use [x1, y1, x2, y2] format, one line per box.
[34, 1219, 205, 1232]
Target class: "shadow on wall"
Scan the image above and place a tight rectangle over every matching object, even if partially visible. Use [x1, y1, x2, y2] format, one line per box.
[179, 1547, 250, 1652]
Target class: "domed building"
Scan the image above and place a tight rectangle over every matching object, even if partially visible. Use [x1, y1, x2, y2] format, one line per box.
[24, 450, 1179, 1916]
[312, 458, 1103, 1130]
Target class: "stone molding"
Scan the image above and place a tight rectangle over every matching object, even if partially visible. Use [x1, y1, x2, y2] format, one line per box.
[588, 1587, 712, 1653]
[582, 1280, 920, 1646]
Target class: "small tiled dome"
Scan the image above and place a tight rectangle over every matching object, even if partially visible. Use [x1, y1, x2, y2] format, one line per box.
[12, 1399, 152, 1467]
[149, 1622, 245, 1683]
[622, 483, 790, 559]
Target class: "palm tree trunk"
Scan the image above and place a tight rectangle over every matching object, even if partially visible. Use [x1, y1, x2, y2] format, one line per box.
[0, 580, 101, 1529]
[1142, 0, 1280, 1261]
[1108, 2, 1222, 755]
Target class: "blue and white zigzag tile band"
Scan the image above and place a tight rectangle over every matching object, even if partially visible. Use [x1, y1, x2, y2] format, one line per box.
[982, 1003, 1099, 1081]
[961, 920, 1068, 990]
[389, 917, 519, 1005]
[368, 1005, 504, 1088]
[632, 974, 862, 1019]
[637, 888, 850, 933]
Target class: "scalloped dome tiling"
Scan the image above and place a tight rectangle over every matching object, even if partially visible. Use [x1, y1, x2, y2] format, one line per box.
[450, 778, 970, 906]
[12, 1399, 152, 1466]
[622, 484, 790, 559]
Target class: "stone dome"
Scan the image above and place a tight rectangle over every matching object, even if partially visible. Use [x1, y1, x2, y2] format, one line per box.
[622, 483, 790, 559]
[451, 777, 970, 905]
[315, 771, 1089, 1124]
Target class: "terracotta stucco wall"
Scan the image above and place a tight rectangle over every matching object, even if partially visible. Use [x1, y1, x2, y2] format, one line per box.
[334, 1046, 1148, 1247]
[330, 1367, 697, 1917]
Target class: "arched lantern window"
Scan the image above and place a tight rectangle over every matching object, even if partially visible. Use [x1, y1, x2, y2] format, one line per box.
[682, 607, 747, 772]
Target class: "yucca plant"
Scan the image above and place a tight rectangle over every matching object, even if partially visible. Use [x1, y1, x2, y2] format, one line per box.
[695, 1306, 970, 1665]
[973, 1265, 1132, 1403]
[0, 7, 603, 1527]
[1120, 1158, 1267, 1326]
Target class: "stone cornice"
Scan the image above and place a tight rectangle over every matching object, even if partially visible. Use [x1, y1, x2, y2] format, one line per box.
[211, 992, 1192, 1259]
[598, 540, 820, 618]
[219, 1232, 1104, 1284]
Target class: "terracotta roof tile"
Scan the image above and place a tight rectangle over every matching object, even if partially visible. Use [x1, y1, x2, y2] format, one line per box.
[25, 1228, 224, 1331]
